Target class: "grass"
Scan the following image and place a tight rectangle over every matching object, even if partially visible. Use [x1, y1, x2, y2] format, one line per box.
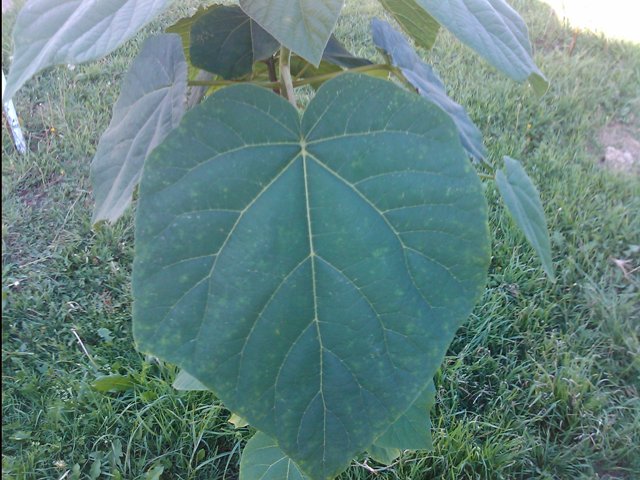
[2, 0, 639, 478]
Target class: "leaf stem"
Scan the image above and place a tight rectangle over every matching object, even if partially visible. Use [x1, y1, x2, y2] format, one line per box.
[477, 172, 495, 180]
[279, 46, 296, 107]
[187, 64, 396, 90]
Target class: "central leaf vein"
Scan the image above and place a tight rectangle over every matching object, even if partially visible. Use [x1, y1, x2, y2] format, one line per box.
[301, 151, 327, 464]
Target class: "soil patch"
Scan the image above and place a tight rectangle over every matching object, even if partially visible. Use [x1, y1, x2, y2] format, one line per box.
[598, 122, 640, 175]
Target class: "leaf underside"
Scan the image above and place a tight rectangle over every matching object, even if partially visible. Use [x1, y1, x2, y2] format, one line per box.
[133, 73, 490, 479]
[379, 0, 441, 50]
[5, 0, 172, 101]
[239, 0, 344, 66]
[91, 34, 187, 224]
[496, 157, 554, 279]
[372, 19, 486, 161]
[415, 0, 548, 94]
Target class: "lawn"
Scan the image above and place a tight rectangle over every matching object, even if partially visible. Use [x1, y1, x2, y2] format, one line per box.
[2, 1, 639, 479]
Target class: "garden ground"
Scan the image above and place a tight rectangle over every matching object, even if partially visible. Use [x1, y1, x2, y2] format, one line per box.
[2, 1, 639, 478]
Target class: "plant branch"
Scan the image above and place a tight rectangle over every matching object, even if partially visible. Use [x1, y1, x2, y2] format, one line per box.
[279, 46, 296, 107]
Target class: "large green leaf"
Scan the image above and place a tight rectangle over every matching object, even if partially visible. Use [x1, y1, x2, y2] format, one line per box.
[379, 0, 440, 50]
[372, 19, 486, 161]
[415, 0, 548, 94]
[133, 73, 490, 479]
[240, 431, 308, 480]
[4, 0, 172, 101]
[91, 34, 187, 224]
[239, 0, 344, 66]
[190, 5, 279, 80]
[496, 157, 554, 279]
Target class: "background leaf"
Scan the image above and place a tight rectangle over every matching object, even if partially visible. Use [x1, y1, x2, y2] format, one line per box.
[172, 369, 208, 391]
[290, 35, 373, 89]
[91, 374, 137, 393]
[415, 0, 548, 94]
[373, 380, 435, 451]
[496, 156, 555, 279]
[91, 34, 187, 224]
[239, 0, 344, 65]
[322, 35, 372, 69]
[4, 0, 172, 101]
[366, 381, 435, 464]
[240, 432, 308, 480]
[372, 19, 486, 161]
[190, 5, 279, 79]
[379, 0, 440, 50]
[165, 6, 211, 75]
[133, 74, 489, 478]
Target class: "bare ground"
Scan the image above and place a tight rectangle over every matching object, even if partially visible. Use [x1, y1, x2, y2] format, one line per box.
[598, 121, 640, 175]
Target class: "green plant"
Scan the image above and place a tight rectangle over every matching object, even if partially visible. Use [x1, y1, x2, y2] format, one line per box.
[3, 1, 555, 478]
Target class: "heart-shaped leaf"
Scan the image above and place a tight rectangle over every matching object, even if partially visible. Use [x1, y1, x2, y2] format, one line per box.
[239, 0, 344, 66]
[372, 19, 486, 161]
[91, 34, 187, 224]
[415, 0, 548, 94]
[379, 0, 440, 50]
[4, 0, 172, 101]
[133, 73, 489, 478]
[496, 156, 554, 279]
[190, 5, 280, 79]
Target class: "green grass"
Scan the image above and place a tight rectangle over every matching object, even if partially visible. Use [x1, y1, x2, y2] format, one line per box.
[2, 1, 639, 479]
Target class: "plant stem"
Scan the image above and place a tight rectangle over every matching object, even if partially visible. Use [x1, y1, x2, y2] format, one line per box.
[279, 46, 296, 107]
[264, 57, 280, 95]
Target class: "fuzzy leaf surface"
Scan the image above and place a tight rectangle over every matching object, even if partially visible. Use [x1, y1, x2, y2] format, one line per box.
[4, 0, 172, 101]
[240, 431, 308, 480]
[372, 19, 486, 161]
[415, 0, 547, 94]
[190, 5, 279, 79]
[91, 34, 187, 223]
[239, 0, 344, 65]
[496, 156, 554, 279]
[379, 0, 440, 50]
[133, 73, 489, 479]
